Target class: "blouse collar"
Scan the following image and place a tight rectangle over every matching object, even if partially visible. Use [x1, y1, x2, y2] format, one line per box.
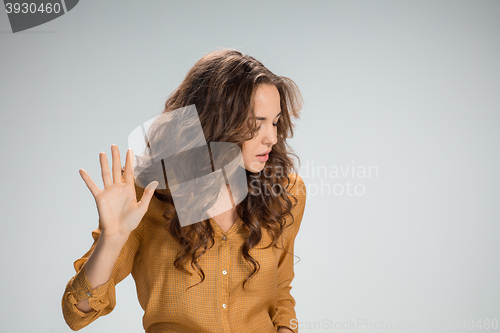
[209, 217, 243, 239]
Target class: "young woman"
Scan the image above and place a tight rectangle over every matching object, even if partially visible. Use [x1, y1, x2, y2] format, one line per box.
[62, 49, 307, 333]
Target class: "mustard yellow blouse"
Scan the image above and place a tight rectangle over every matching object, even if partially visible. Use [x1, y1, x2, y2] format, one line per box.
[61, 173, 306, 333]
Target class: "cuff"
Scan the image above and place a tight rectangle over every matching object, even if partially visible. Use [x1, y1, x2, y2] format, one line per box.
[274, 317, 298, 333]
[68, 265, 114, 313]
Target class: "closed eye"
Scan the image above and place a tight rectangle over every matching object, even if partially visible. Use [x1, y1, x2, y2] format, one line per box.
[257, 122, 278, 130]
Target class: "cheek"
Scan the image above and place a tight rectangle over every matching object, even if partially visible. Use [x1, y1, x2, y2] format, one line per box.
[241, 144, 251, 162]
[241, 140, 258, 168]
[242, 138, 256, 156]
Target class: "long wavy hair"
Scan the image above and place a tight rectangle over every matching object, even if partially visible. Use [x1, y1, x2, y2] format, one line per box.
[124, 49, 303, 290]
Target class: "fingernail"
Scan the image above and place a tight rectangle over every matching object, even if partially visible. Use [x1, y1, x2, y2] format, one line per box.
[146, 181, 159, 190]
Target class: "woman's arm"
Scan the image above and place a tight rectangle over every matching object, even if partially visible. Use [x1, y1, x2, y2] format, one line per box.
[74, 230, 130, 313]
[61, 219, 142, 330]
[271, 174, 307, 333]
[64, 147, 156, 325]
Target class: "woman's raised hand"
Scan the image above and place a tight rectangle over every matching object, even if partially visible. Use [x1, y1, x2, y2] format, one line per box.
[79, 144, 159, 239]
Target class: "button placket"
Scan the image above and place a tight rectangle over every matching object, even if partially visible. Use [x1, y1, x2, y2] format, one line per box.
[219, 232, 231, 332]
[221, 235, 229, 310]
[210, 217, 237, 332]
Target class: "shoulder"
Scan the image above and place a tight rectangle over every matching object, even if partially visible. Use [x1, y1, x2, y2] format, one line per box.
[286, 173, 306, 196]
[286, 173, 306, 208]
[282, 173, 307, 233]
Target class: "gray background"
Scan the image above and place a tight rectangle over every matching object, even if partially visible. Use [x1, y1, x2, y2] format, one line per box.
[1, 0, 499, 332]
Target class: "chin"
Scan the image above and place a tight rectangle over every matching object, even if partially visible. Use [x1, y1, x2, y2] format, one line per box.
[244, 163, 265, 174]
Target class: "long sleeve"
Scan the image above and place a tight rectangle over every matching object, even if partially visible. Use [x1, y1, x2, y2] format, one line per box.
[271, 174, 307, 333]
[61, 218, 142, 331]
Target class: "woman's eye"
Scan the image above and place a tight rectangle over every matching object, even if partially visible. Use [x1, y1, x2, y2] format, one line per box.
[256, 122, 278, 130]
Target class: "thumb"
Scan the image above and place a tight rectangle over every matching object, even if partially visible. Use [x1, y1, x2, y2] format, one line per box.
[138, 181, 159, 211]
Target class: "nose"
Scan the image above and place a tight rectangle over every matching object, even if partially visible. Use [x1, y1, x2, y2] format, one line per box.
[263, 123, 278, 146]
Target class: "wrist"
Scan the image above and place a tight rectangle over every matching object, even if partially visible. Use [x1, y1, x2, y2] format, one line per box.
[100, 229, 130, 244]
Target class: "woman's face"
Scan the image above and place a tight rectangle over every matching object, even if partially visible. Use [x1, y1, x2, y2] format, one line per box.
[242, 84, 281, 173]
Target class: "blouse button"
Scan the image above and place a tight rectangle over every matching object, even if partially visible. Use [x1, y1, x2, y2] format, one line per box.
[222, 303, 227, 308]
[222, 235, 227, 240]
[86, 291, 92, 297]
[222, 270, 227, 275]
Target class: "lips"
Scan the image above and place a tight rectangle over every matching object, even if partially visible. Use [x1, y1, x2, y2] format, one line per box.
[257, 149, 271, 156]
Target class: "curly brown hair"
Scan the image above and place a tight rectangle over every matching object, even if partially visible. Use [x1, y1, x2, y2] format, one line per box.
[124, 48, 303, 290]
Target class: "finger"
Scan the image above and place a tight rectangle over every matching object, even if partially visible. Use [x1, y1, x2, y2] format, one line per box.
[100, 152, 112, 187]
[138, 181, 159, 212]
[123, 148, 134, 185]
[79, 169, 101, 198]
[111, 144, 122, 184]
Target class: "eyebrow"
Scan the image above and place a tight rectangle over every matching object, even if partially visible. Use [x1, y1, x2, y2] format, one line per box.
[255, 111, 281, 121]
